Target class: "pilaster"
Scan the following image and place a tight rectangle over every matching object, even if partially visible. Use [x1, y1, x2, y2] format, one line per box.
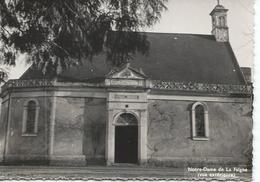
[49, 95, 57, 156]
[4, 93, 12, 157]
[106, 109, 115, 165]
[139, 110, 148, 164]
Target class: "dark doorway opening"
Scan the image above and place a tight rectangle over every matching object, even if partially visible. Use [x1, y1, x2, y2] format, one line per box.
[115, 125, 138, 164]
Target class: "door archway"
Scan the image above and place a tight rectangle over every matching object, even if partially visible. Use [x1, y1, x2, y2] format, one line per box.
[114, 113, 138, 164]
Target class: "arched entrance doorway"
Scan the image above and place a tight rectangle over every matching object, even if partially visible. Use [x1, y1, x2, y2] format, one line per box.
[115, 113, 138, 164]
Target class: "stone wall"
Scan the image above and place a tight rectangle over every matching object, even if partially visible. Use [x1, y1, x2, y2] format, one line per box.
[53, 97, 84, 156]
[147, 100, 253, 167]
[5, 97, 52, 164]
[0, 100, 8, 163]
[83, 98, 106, 164]
[51, 97, 85, 165]
[52, 97, 106, 165]
[1, 93, 252, 167]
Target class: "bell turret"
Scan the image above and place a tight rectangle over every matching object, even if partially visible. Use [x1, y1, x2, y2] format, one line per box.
[210, 1, 229, 42]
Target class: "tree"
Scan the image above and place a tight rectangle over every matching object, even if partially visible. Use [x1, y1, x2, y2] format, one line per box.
[0, 0, 167, 75]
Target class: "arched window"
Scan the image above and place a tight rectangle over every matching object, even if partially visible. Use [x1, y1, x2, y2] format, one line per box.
[195, 105, 205, 137]
[219, 16, 225, 27]
[22, 99, 39, 136]
[191, 102, 209, 140]
[26, 101, 37, 133]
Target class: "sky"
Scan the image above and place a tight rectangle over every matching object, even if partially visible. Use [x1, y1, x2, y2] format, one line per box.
[147, 0, 254, 67]
[5, 0, 254, 79]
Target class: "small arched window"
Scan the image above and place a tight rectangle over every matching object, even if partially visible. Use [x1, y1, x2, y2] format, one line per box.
[191, 102, 209, 140]
[22, 99, 39, 136]
[219, 16, 226, 27]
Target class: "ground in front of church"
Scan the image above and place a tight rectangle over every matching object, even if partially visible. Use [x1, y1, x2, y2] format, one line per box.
[0, 165, 252, 181]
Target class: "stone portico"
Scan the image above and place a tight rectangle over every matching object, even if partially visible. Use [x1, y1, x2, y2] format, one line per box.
[105, 63, 149, 164]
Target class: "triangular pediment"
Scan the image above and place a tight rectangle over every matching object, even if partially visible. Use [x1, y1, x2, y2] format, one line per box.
[106, 63, 147, 80]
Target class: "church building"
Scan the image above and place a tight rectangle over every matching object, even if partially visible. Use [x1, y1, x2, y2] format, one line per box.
[0, 4, 252, 167]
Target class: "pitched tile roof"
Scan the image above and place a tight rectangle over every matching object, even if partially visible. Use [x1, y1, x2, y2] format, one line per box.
[20, 32, 246, 85]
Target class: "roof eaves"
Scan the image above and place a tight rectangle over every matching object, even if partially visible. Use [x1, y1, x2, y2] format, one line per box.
[224, 42, 247, 85]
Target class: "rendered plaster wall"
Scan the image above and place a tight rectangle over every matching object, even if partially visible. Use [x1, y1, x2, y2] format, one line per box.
[83, 98, 106, 163]
[5, 96, 51, 163]
[147, 100, 253, 167]
[53, 97, 85, 156]
[0, 100, 8, 162]
[53, 97, 106, 164]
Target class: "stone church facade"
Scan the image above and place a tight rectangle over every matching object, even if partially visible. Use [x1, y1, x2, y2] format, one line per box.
[0, 4, 253, 167]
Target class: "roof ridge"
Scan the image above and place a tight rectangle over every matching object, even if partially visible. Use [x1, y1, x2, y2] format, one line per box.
[110, 30, 213, 37]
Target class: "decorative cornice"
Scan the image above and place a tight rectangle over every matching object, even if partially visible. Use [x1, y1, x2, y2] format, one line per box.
[151, 80, 251, 95]
[1, 79, 55, 91]
[1, 79, 252, 96]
